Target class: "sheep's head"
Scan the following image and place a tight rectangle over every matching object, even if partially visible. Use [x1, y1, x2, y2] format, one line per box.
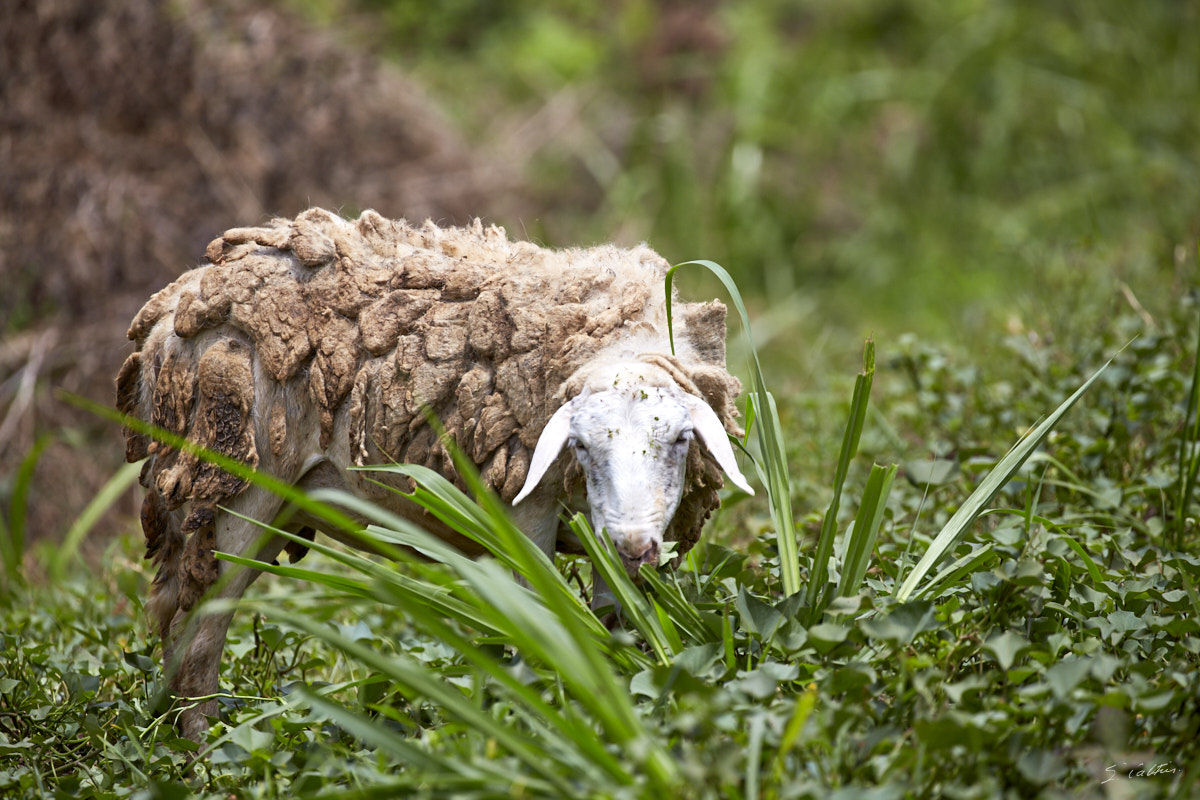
[514, 382, 753, 575]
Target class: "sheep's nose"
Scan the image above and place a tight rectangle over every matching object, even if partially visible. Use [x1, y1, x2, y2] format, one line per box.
[616, 537, 660, 569]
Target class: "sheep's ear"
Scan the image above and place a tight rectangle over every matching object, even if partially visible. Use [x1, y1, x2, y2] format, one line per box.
[513, 399, 576, 505]
[680, 394, 755, 496]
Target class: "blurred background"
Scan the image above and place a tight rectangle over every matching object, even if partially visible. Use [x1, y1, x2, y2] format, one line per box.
[1, 0, 1197, 549]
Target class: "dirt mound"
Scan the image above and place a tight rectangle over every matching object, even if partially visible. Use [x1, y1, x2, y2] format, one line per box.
[0, 0, 515, 547]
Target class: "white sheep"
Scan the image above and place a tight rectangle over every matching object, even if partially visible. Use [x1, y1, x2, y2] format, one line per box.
[116, 207, 752, 739]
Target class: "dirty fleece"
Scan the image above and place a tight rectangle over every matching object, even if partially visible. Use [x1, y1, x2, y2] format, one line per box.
[117, 208, 743, 628]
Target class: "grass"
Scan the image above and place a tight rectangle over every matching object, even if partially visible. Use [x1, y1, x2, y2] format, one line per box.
[2, 271, 1198, 797]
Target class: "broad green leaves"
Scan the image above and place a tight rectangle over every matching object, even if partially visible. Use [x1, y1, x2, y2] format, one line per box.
[896, 355, 1114, 602]
[31, 268, 1195, 799]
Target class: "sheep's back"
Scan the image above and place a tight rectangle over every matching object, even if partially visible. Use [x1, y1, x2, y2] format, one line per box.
[118, 207, 742, 562]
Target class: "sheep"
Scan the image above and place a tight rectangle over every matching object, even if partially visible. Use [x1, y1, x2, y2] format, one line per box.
[116, 207, 753, 740]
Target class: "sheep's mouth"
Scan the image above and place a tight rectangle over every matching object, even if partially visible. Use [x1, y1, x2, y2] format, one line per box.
[618, 547, 660, 578]
[619, 555, 643, 577]
[619, 558, 650, 581]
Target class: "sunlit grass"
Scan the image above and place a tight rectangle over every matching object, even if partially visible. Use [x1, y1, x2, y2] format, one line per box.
[9, 284, 1198, 798]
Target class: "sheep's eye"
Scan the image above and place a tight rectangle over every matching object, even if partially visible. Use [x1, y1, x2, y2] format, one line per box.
[675, 430, 694, 446]
[570, 439, 588, 456]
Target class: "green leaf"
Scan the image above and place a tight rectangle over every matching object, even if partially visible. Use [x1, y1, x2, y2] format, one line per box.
[1016, 750, 1066, 784]
[226, 724, 277, 754]
[859, 601, 937, 646]
[913, 712, 984, 750]
[122, 651, 157, 674]
[736, 586, 784, 639]
[806, 623, 850, 653]
[145, 780, 193, 800]
[902, 458, 959, 488]
[673, 643, 723, 677]
[629, 669, 658, 699]
[944, 675, 989, 704]
[730, 669, 782, 700]
[983, 631, 1030, 672]
[1132, 690, 1179, 713]
[1106, 610, 1143, 633]
[829, 664, 875, 693]
[1045, 658, 1092, 700]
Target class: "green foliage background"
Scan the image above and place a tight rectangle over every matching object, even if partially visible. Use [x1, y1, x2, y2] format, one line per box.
[303, 0, 1198, 336]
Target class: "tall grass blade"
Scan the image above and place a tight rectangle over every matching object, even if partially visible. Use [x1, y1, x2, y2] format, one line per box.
[770, 685, 818, 791]
[666, 260, 799, 595]
[295, 487, 647, 670]
[1, 433, 52, 593]
[837, 462, 897, 598]
[273, 607, 621, 794]
[219, 552, 373, 597]
[808, 341, 875, 612]
[78, 389, 671, 785]
[896, 357, 1113, 601]
[977, 506, 1107, 586]
[378, 594, 634, 779]
[358, 464, 555, 574]
[908, 543, 997, 601]
[1059, 536, 1104, 585]
[357, 464, 609, 638]
[639, 566, 720, 643]
[62, 390, 365, 537]
[51, 459, 142, 578]
[362, 454, 680, 791]
[291, 681, 521, 785]
[568, 512, 678, 663]
[77, 371, 679, 791]
[223, 499, 524, 636]
[1175, 311, 1200, 549]
[745, 712, 766, 800]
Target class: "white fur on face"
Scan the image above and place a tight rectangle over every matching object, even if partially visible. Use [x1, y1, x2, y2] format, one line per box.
[569, 386, 694, 572]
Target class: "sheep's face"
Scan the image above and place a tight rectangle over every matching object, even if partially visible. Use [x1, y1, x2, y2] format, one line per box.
[569, 387, 693, 572]
[515, 384, 753, 575]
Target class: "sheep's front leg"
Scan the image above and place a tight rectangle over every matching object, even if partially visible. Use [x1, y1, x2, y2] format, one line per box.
[165, 494, 287, 741]
[167, 602, 240, 741]
[591, 574, 618, 615]
[506, 483, 562, 579]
